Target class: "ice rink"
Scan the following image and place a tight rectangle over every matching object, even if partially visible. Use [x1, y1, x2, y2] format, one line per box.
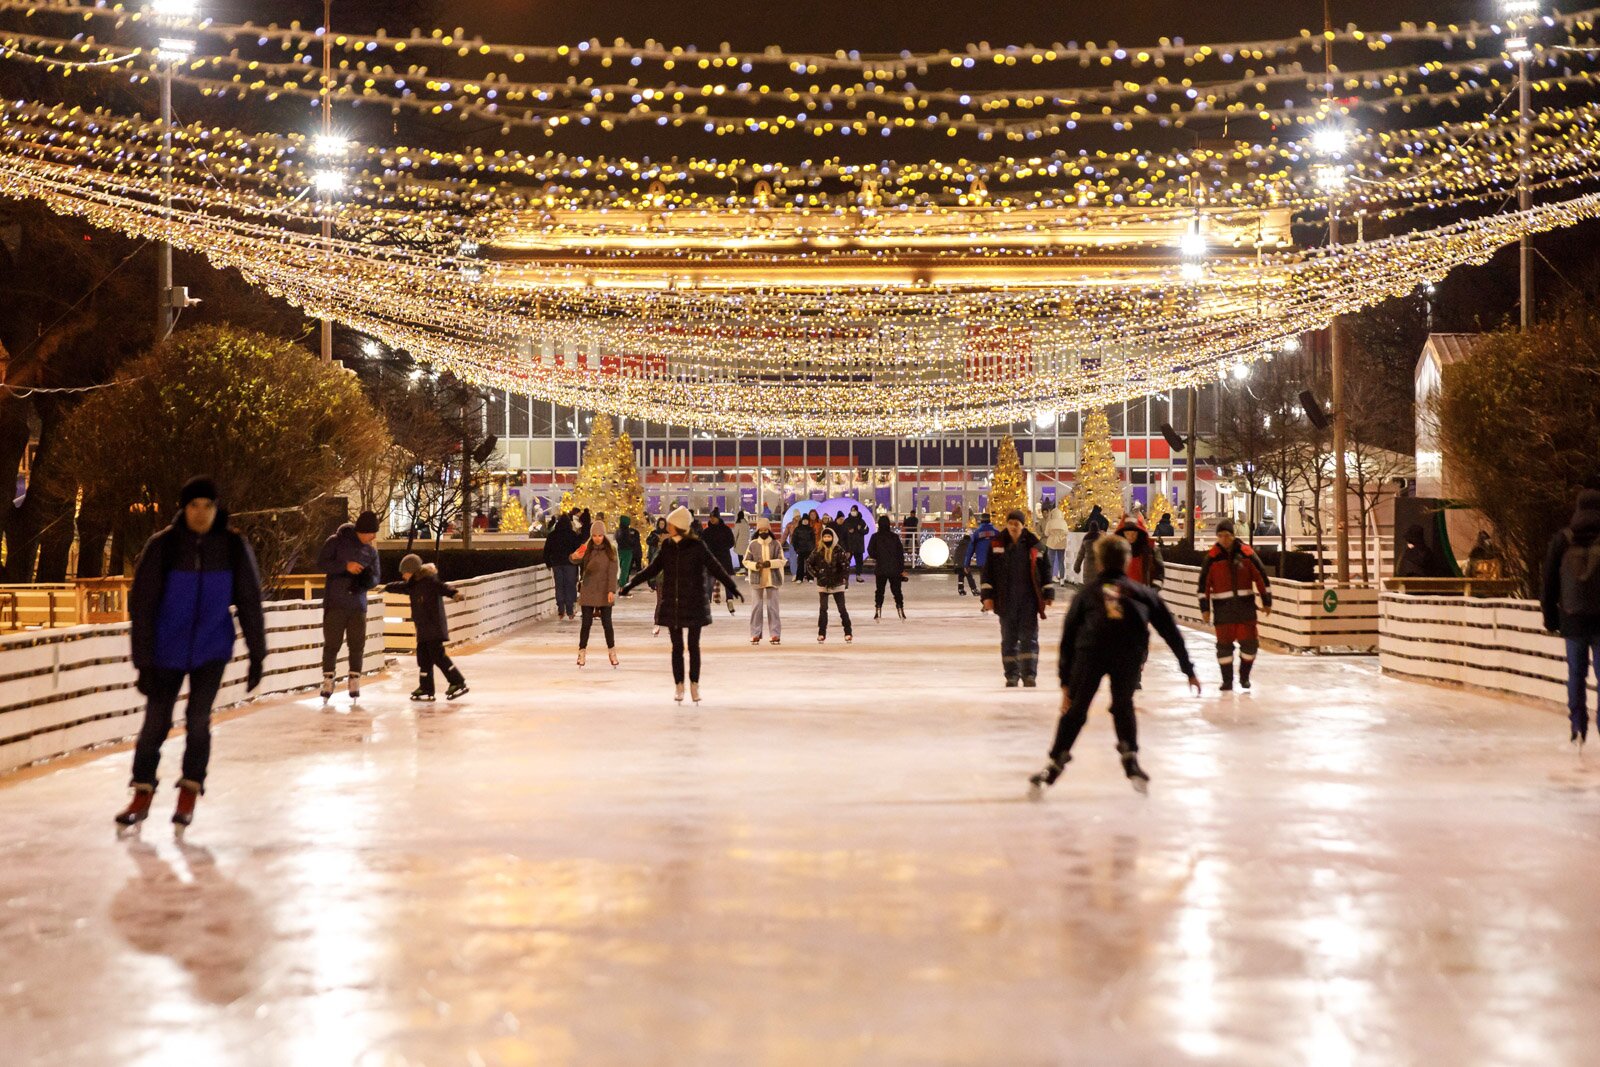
[3, 575, 1598, 1066]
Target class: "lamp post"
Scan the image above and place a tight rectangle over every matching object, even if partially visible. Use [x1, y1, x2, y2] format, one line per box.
[1314, 125, 1352, 583]
[1503, 0, 1539, 329]
[319, 0, 335, 361]
[150, 1, 198, 342]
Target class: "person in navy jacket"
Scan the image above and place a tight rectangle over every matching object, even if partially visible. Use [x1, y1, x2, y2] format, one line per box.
[116, 477, 266, 829]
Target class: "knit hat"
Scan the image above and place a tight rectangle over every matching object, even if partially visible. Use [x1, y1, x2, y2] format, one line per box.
[667, 505, 693, 532]
[178, 476, 219, 507]
[399, 553, 424, 577]
[756, 516, 771, 531]
[618, 515, 631, 527]
[1215, 518, 1236, 535]
[354, 510, 380, 534]
[1006, 509, 1027, 524]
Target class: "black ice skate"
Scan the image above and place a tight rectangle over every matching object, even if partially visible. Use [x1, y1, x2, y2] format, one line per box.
[897, 606, 906, 620]
[446, 682, 469, 700]
[1119, 746, 1150, 795]
[114, 783, 155, 828]
[410, 688, 436, 702]
[1240, 660, 1254, 690]
[1029, 756, 1068, 790]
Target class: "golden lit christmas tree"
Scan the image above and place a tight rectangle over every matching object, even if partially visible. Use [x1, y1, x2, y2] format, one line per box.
[1070, 408, 1124, 528]
[988, 434, 1031, 528]
[611, 431, 649, 524]
[562, 413, 620, 517]
[1145, 493, 1173, 530]
[500, 488, 529, 534]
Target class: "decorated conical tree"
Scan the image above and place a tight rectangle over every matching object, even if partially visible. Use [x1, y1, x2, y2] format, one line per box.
[611, 431, 649, 525]
[562, 414, 621, 517]
[500, 489, 529, 534]
[988, 434, 1031, 528]
[1070, 408, 1124, 528]
[1145, 493, 1173, 530]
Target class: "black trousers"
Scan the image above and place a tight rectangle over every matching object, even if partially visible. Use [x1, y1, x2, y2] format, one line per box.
[580, 605, 615, 649]
[321, 606, 367, 674]
[1050, 652, 1142, 760]
[874, 574, 905, 610]
[956, 567, 979, 595]
[998, 603, 1041, 682]
[130, 659, 228, 787]
[416, 638, 465, 694]
[818, 591, 852, 636]
[669, 625, 703, 683]
[850, 543, 865, 576]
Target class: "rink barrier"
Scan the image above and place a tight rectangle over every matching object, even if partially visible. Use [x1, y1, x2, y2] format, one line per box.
[1157, 563, 1380, 653]
[0, 568, 553, 775]
[1378, 592, 1579, 707]
[383, 566, 554, 653]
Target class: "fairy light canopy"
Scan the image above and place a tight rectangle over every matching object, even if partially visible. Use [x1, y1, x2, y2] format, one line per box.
[0, 1, 1597, 433]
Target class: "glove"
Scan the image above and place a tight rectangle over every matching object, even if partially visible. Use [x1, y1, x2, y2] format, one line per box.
[247, 658, 264, 692]
[135, 670, 152, 697]
[729, 588, 745, 603]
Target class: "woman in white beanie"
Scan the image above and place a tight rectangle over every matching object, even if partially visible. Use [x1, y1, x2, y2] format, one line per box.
[742, 515, 784, 644]
[621, 506, 742, 703]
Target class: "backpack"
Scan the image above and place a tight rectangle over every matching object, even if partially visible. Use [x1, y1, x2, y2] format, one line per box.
[1560, 531, 1600, 615]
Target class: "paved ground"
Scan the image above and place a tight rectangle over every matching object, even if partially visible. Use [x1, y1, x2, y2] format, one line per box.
[2, 575, 1598, 1066]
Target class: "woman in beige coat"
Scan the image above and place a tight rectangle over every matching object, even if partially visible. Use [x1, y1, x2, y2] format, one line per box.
[571, 519, 620, 667]
[742, 516, 785, 644]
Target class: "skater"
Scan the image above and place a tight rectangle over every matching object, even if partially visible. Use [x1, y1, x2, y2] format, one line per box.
[1043, 505, 1071, 584]
[385, 554, 468, 701]
[809, 527, 854, 643]
[868, 514, 908, 620]
[703, 511, 737, 604]
[953, 528, 977, 596]
[544, 510, 581, 621]
[115, 477, 267, 829]
[1154, 512, 1177, 540]
[572, 518, 620, 667]
[980, 510, 1055, 686]
[1073, 525, 1103, 587]
[315, 508, 381, 700]
[733, 510, 752, 573]
[1116, 516, 1166, 588]
[646, 517, 668, 588]
[962, 513, 1000, 602]
[1542, 489, 1600, 744]
[743, 515, 785, 644]
[621, 506, 743, 703]
[616, 515, 643, 592]
[791, 509, 818, 582]
[1081, 503, 1111, 534]
[1031, 536, 1201, 794]
[844, 504, 870, 582]
[1198, 519, 1272, 691]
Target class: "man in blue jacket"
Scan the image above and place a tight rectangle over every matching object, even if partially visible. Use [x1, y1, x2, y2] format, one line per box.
[116, 477, 267, 829]
[962, 513, 999, 600]
[315, 509, 381, 700]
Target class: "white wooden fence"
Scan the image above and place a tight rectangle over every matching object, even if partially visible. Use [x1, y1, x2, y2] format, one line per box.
[1379, 592, 1576, 707]
[1154, 563, 1380, 653]
[0, 567, 553, 775]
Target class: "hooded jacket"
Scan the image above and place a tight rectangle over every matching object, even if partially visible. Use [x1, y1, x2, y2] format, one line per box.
[1198, 541, 1272, 626]
[571, 535, 620, 608]
[791, 515, 818, 555]
[843, 510, 870, 554]
[1042, 508, 1071, 551]
[703, 515, 737, 560]
[1543, 491, 1600, 635]
[1114, 519, 1166, 586]
[808, 534, 851, 591]
[1059, 572, 1195, 686]
[623, 534, 738, 628]
[384, 565, 459, 643]
[979, 528, 1055, 617]
[963, 521, 1000, 570]
[743, 529, 786, 589]
[544, 517, 581, 570]
[316, 522, 381, 613]
[130, 508, 267, 673]
[1398, 525, 1449, 579]
[867, 517, 907, 575]
[1081, 505, 1110, 534]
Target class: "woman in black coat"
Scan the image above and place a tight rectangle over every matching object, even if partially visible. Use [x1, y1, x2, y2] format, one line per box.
[622, 508, 742, 704]
[867, 514, 909, 619]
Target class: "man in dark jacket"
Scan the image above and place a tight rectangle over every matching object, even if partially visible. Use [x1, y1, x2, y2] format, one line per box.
[1081, 504, 1110, 534]
[868, 515, 909, 620]
[791, 510, 818, 582]
[616, 515, 644, 591]
[315, 509, 381, 700]
[702, 511, 738, 603]
[386, 553, 468, 701]
[544, 511, 581, 620]
[1398, 524, 1449, 579]
[1542, 489, 1600, 743]
[116, 477, 267, 829]
[1198, 519, 1273, 691]
[1032, 535, 1201, 794]
[843, 505, 870, 581]
[981, 510, 1056, 687]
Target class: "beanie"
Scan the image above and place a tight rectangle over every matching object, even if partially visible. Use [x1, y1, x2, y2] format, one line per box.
[179, 476, 219, 507]
[756, 516, 772, 531]
[399, 553, 424, 577]
[1006, 509, 1027, 525]
[667, 505, 693, 532]
[355, 510, 380, 534]
[1215, 518, 1236, 535]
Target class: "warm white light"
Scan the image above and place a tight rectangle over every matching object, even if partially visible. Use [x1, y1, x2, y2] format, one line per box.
[1033, 410, 1057, 430]
[1180, 261, 1205, 281]
[1315, 165, 1348, 192]
[1178, 229, 1207, 259]
[1231, 363, 1250, 380]
[362, 339, 381, 357]
[1501, 1, 1540, 15]
[312, 133, 351, 157]
[155, 37, 195, 62]
[149, 0, 200, 18]
[1311, 125, 1350, 157]
[313, 170, 346, 194]
[1505, 35, 1533, 60]
[1281, 336, 1302, 353]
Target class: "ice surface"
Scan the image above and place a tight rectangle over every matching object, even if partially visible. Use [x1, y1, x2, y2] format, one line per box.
[1, 576, 1597, 1065]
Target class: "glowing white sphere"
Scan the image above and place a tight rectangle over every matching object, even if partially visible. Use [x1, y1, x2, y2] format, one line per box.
[919, 538, 951, 568]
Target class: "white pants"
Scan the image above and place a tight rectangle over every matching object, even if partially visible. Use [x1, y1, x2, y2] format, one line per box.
[750, 586, 781, 638]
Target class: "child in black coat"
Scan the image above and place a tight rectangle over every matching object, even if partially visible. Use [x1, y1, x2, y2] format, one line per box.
[385, 553, 468, 701]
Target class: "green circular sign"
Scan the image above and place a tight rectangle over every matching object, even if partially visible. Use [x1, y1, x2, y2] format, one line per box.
[1322, 589, 1340, 614]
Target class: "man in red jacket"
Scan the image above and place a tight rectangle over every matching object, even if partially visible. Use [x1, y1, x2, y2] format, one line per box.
[1198, 519, 1272, 690]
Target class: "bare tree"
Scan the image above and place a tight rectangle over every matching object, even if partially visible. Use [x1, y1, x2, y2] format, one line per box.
[1344, 363, 1415, 581]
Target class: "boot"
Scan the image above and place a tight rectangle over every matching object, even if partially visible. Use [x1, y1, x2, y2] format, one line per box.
[1022, 677, 1037, 688]
[114, 783, 155, 827]
[690, 682, 701, 704]
[1029, 754, 1068, 789]
[577, 648, 587, 667]
[410, 687, 436, 702]
[445, 681, 469, 700]
[172, 779, 202, 827]
[319, 673, 334, 701]
[1119, 745, 1150, 794]
[1219, 661, 1234, 692]
[348, 674, 361, 700]
[874, 606, 882, 621]
[674, 683, 686, 704]
[609, 650, 619, 668]
[1239, 658, 1254, 690]
[897, 605, 906, 620]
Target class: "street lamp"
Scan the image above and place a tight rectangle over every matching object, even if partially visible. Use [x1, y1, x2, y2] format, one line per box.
[1311, 119, 1353, 583]
[149, 2, 197, 341]
[1503, 0, 1538, 329]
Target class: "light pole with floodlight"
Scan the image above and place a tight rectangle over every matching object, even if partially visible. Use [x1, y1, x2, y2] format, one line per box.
[1503, 0, 1539, 329]
[149, 1, 198, 342]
